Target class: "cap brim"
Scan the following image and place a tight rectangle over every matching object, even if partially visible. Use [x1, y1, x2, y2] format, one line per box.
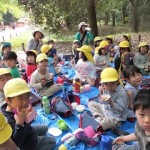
[0, 123, 12, 144]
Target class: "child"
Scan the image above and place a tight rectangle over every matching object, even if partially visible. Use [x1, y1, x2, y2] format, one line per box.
[71, 45, 96, 85]
[94, 40, 110, 71]
[94, 36, 103, 48]
[123, 33, 132, 48]
[114, 40, 134, 74]
[123, 66, 142, 110]
[113, 89, 150, 150]
[26, 50, 38, 81]
[47, 39, 57, 58]
[30, 53, 62, 97]
[72, 40, 80, 64]
[1, 78, 56, 150]
[41, 44, 56, 75]
[133, 42, 149, 75]
[0, 68, 12, 107]
[88, 67, 128, 130]
[0, 42, 11, 68]
[3, 51, 20, 78]
[0, 112, 18, 150]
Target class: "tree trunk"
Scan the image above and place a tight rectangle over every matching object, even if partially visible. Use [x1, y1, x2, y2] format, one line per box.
[121, 3, 126, 24]
[130, 0, 139, 32]
[87, 0, 98, 37]
[112, 12, 115, 27]
[104, 12, 109, 25]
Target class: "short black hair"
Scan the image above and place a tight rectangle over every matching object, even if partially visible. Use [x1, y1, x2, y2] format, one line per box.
[122, 65, 141, 79]
[47, 39, 54, 44]
[81, 52, 88, 62]
[98, 48, 103, 56]
[133, 89, 150, 112]
[3, 51, 17, 61]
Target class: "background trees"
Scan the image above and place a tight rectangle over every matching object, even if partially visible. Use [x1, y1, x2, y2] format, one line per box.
[1, 0, 150, 35]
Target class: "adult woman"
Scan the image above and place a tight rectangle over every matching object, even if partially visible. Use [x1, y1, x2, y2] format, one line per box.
[75, 22, 94, 46]
[27, 28, 44, 53]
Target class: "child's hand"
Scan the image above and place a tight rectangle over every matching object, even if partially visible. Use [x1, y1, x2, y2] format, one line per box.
[14, 107, 26, 125]
[41, 78, 46, 86]
[49, 73, 54, 79]
[113, 136, 125, 145]
[99, 85, 105, 95]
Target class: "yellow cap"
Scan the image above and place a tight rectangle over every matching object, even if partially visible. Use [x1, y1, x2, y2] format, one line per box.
[58, 144, 67, 150]
[0, 112, 12, 144]
[77, 45, 95, 63]
[101, 67, 119, 83]
[138, 42, 149, 48]
[4, 78, 30, 98]
[0, 68, 10, 76]
[95, 40, 109, 54]
[119, 41, 130, 48]
[123, 34, 131, 41]
[106, 35, 113, 40]
[94, 36, 102, 42]
[26, 50, 38, 56]
[41, 45, 52, 54]
[36, 53, 48, 63]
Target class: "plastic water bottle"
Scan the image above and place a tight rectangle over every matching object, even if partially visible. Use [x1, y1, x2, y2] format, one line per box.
[42, 96, 50, 114]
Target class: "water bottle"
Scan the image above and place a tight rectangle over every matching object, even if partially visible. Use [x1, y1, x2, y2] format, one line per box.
[42, 96, 50, 114]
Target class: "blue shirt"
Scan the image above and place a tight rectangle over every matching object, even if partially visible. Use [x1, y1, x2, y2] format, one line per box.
[48, 57, 56, 75]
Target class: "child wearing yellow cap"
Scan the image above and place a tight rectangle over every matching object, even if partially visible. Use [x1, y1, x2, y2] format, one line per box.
[30, 53, 62, 97]
[3, 51, 20, 78]
[0, 68, 12, 107]
[71, 45, 96, 85]
[0, 112, 18, 150]
[1, 78, 56, 150]
[133, 42, 150, 75]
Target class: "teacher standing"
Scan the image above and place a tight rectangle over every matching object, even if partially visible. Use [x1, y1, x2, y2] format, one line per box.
[75, 22, 94, 46]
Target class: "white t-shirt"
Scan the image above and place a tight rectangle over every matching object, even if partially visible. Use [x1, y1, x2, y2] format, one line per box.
[75, 59, 96, 80]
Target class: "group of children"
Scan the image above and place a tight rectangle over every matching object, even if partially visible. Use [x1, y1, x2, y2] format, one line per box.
[0, 26, 149, 150]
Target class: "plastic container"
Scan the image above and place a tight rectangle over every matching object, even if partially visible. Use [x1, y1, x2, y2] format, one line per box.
[42, 96, 50, 114]
[100, 135, 112, 150]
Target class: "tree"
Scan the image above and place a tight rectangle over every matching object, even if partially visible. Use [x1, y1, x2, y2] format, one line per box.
[87, 0, 98, 36]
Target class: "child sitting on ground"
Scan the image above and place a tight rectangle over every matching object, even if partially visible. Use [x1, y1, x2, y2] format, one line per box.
[133, 42, 149, 75]
[3, 51, 20, 78]
[1, 78, 56, 150]
[47, 39, 57, 58]
[113, 89, 150, 150]
[72, 40, 81, 64]
[41, 44, 57, 75]
[122, 66, 142, 111]
[0, 112, 18, 150]
[94, 40, 110, 71]
[30, 53, 62, 97]
[71, 45, 96, 86]
[88, 67, 128, 130]
[25, 50, 38, 82]
[0, 42, 11, 68]
[0, 68, 12, 107]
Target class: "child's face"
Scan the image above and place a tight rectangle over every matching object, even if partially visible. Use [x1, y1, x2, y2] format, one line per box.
[6, 93, 30, 110]
[38, 59, 48, 70]
[140, 46, 148, 54]
[127, 72, 142, 87]
[135, 108, 150, 135]
[101, 49, 107, 55]
[35, 31, 43, 39]
[73, 43, 80, 50]
[0, 74, 12, 90]
[5, 59, 16, 68]
[27, 55, 35, 64]
[3, 47, 11, 55]
[120, 48, 129, 54]
[103, 81, 118, 93]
